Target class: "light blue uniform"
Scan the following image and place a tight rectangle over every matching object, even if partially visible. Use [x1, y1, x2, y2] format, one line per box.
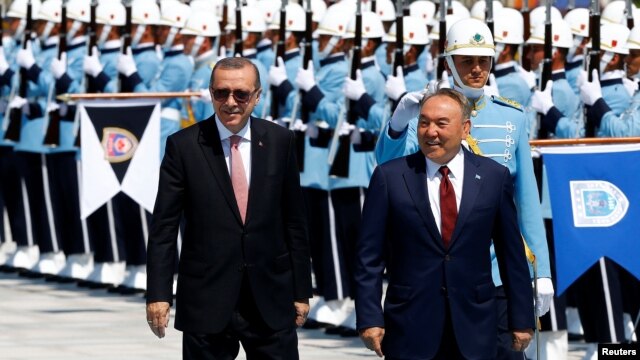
[124, 47, 193, 158]
[588, 86, 640, 137]
[90, 42, 122, 94]
[186, 51, 216, 122]
[375, 42, 391, 77]
[256, 41, 275, 74]
[375, 93, 552, 286]
[271, 49, 302, 120]
[403, 63, 427, 92]
[243, 52, 269, 119]
[131, 44, 162, 89]
[494, 62, 531, 107]
[565, 57, 583, 96]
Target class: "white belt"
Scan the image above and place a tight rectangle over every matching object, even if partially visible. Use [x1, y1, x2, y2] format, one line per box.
[161, 107, 181, 122]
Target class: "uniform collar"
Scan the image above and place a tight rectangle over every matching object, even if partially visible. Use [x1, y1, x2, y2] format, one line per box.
[243, 48, 257, 59]
[494, 64, 517, 78]
[320, 53, 345, 67]
[67, 41, 87, 51]
[600, 78, 623, 87]
[551, 70, 566, 81]
[566, 59, 583, 71]
[257, 43, 272, 53]
[403, 63, 419, 76]
[164, 49, 184, 58]
[132, 45, 155, 55]
[284, 49, 300, 61]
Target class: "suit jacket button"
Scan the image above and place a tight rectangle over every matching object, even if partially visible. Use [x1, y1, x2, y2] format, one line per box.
[444, 255, 451, 261]
[441, 286, 447, 295]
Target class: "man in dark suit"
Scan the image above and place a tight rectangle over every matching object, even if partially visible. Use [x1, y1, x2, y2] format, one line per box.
[355, 88, 534, 359]
[145, 57, 312, 359]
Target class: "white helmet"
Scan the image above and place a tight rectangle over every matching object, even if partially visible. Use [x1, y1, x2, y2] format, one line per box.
[96, 1, 126, 26]
[445, 18, 495, 57]
[257, 0, 281, 26]
[526, 19, 573, 49]
[529, 5, 562, 33]
[470, 0, 503, 22]
[181, 11, 221, 37]
[66, 0, 90, 23]
[383, 16, 430, 45]
[270, 3, 306, 32]
[226, 7, 268, 33]
[310, 0, 327, 23]
[7, 0, 42, 19]
[190, 0, 217, 15]
[564, 7, 589, 38]
[627, 26, 640, 50]
[602, 0, 628, 25]
[132, 0, 161, 25]
[448, 0, 470, 19]
[315, 3, 353, 37]
[428, 14, 461, 41]
[344, 11, 385, 39]
[159, 0, 191, 28]
[36, 0, 61, 23]
[374, 0, 395, 22]
[493, 8, 524, 45]
[591, 23, 631, 55]
[409, 0, 435, 25]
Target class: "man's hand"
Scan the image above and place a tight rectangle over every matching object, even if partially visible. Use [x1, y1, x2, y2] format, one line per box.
[294, 299, 310, 327]
[360, 326, 385, 357]
[146, 301, 171, 339]
[534, 277, 555, 317]
[511, 328, 534, 352]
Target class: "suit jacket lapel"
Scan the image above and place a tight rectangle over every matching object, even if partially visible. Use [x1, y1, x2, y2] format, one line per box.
[198, 118, 243, 224]
[449, 149, 482, 247]
[245, 118, 267, 225]
[402, 152, 441, 245]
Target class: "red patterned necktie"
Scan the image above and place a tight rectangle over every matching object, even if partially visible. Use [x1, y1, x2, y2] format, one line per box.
[439, 166, 457, 248]
[230, 135, 248, 223]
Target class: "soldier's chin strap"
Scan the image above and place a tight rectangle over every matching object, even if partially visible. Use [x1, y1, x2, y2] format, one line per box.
[97, 25, 112, 47]
[14, 19, 26, 41]
[131, 24, 146, 47]
[189, 35, 205, 58]
[599, 51, 614, 74]
[40, 21, 55, 42]
[318, 36, 339, 59]
[568, 35, 583, 62]
[163, 27, 178, 50]
[66, 19, 82, 42]
[446, 55, 489, 100]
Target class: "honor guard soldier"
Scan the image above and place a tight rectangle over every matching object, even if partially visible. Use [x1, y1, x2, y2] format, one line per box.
[529, 19, 582, 139]
[181, 8, 221, 122]
[290, 2, 354, 330]
[409, 0, 436, 80]
[375, 18, 554, 359]
[83, 0, 126, 94]
[563, 8, 590, 95]
[255, 0, 279, 72]
[266, 1, 305, 123]
[0, 0, 43, 271]
[372, 0, 394, 77]
[224, 5, 270, 118]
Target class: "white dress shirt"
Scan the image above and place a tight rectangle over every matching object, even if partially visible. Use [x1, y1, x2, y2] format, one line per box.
[425, 148, 465, 235]
[215, 115, 252, 186]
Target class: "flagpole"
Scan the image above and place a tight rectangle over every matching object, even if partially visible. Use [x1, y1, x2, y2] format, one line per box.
[530, 137, 640, 147]
[57, 92, 202, 101]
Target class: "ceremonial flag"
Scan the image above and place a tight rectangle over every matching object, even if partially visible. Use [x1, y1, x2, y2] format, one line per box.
[541, 144, 640, 294]
[79, 99, 161, 219]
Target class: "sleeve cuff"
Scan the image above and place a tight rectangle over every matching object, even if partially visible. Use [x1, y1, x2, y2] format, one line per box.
[27, 102, 43, 120]
[275, 80, 294, 105]
[122, 72, 143, 92]
[301, 85, 324, 113]
[93, 71, 111, 92]
[353, 93, 376, 120]
[55, 73, 73, 95]
[542, 107, 562, 134]
[309, 127, 332, 148]
[587, 98, 611, 129]
[26, 65, 41, 83]
[0, 68, 14, 86]
[353, 131, 377, 152]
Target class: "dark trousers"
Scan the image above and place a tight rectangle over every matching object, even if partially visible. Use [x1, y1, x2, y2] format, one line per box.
[0, 147, 29, 246]
[539, 219, 567, 331]
[496, 287, 525, 360]
[182, 277, 299, 360]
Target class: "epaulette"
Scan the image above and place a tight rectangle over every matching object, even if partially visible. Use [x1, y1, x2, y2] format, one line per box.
[492, 96, 523, 112]
[208, 62, 216, 70]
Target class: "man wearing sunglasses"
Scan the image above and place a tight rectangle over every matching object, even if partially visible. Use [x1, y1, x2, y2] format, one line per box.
[146, 57, 312, 359]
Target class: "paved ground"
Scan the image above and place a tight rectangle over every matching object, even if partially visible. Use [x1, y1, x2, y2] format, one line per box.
[0, 271, 588, 359]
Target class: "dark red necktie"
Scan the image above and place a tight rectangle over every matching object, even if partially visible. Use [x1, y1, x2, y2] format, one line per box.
[439, 166, 457, 248]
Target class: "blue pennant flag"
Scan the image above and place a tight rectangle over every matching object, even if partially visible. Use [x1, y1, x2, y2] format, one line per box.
[542, 144, 640, 295]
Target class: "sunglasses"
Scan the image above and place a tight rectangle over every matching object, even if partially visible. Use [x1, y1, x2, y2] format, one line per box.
[211, 88, 258, 103]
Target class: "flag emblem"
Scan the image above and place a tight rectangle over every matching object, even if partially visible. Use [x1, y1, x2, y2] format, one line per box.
[470, 33, 485, 45]
[570, 180, 629, 227]
[102, 127, 139, 163]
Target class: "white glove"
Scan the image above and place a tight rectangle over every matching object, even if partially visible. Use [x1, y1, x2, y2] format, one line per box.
[199, 88, 212, 102]
[575, 69, 588, 89]
[0, 48, 9, 75]
[46, 102, 60, 113]
[517, 67, 537, 90]
[350, 127, 362, 145]
[268, 56, 288, 87]
[117, 47, 138, 77]
[484, 73, 500, 97]
[622, 77, 638, 97]
[534, 277, 555, 317]
[305, 122, 318, 138]
[342, 69, 366, 101]
[390, 90, 425, 132]
[83, 46, 103, 77]
[51, 52, 67, 79]
[16, 41, 35, 69]
[579, 69, 603, 106]
[218, 45, 228, 61]
[8, 96, 27, 111]
[385, 66, 407, 101]
[295, 60, 316, 92]
[531, 80, 554, 115]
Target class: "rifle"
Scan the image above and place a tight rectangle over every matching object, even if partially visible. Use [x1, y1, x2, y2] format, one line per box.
[394, 0, 404, 75]
[585, 0, 600, 137]
[4, 0, 32, 142]
[486, 0, 494, 74]
[436, 0, 446, 76]
[119, 0, 132, 93]
[537, 0, 552, 139]
[521, 0, 531, 71]
[371, 0, 376, 13]
[269, 0, 287, 120]
[328, 0, 362, 177]
[234, 0, 243, 56]
[626, 0, 634, 30]
[0, 5, 3, 48]
[43, 0, 68, 147]
[86, 0, 97, 91]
